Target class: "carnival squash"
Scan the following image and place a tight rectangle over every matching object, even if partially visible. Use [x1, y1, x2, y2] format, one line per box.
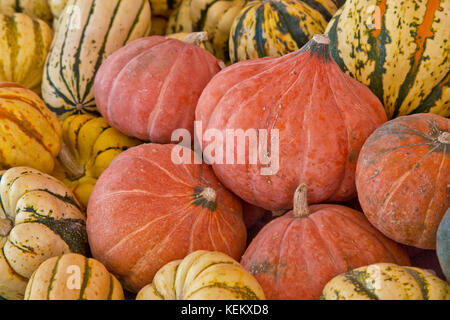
[55, 114, 141, 207]
[94, 35, 222, 143]
[0, 13, 52, 92]
[241, 184, 410, 300]
[230, 0, 340, 62]
[25, 253, 124, 300]
[0, 0, 52, 24]
[196, 34, 387, 210]
[137, 251, 265, 300]
[0, 167, 87, 300]
[356, 113, 449, 249]
[326, 0, 450, 118]
[166, 0, 194, 34]
[321, 263, 449, 300]
[42, 0, 151, 119]
[0, 83, 61, 173]
[87, 144, 247, 293]
[437, 208, 450, 281]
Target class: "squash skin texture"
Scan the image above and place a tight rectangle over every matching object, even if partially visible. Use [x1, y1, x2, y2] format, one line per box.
[356, 113, 449, 249]
[24, 253, 124, 300]
[137, 250, 265, 300]
[321, 263, 450, 300]
[437, 208, 450, 281]
[0, 0, 53, 24]
[241, 203, 410, 300]
[42, 0, 151, 119]
[195, 36, 387, 210]
[326, 0, 450, 118]
[0, 167, 87, 300]
[0, 14, 52, 92]
[87, 144, 247, 293]
[94, 36, 221, 143]
[0, 83, 61, 173]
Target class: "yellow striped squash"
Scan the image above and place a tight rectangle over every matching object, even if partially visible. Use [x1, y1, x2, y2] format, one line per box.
[321, 263, 450, 300]
[136, 250, 265, 300]
[190, 0, 249, 62]
[54, 114, 141, 208]
[229, 0, 341, 62]
[166, 0, 194, 34]
[0, 83, 61, 174]
[41, 0, 151, 120]
[0, 167, 87, 300]
[150, 0, 182, 17]
[326, 0, 450, 118]
[0, 0, 52, 24]
[25, 253, 124, 300]
[0, 13, 52, 92]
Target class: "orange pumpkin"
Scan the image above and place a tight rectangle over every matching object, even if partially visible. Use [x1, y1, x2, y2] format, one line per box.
[86, 143, 246, 292]
[241, 184, 410, 300]
[356, 113, 449, 249]
[94, 35, 222, 144]
[195, 34, 387, 211]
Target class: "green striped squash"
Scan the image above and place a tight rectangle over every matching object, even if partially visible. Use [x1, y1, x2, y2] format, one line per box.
[321, 263, 450, 300]
[0, 167, 88, 300]
[190, 0, 249, 62]
[229, 0, 340, 62]
[326, 0, 450, 118]
[166, 0, 195, 34]
[25, 253, 124, 300]
[0, 13, 53, 92]
[41, 0, 151, 120]
[0, 0, 52, 24]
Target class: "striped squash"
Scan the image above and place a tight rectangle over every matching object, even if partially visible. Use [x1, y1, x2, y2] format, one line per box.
[150, 0, 182, 16]
[0, 13, 52, 92]
[25, 253, 124, 300]
[55, 114, 141, 207]
[229, 0, 341, 62]
[190, 0, 248, 61]
[0, 167, 87, 300]
[136, 251, 265, 300]
[0, 0, 52, 24]
[326, 0, 450, 118]
[41, 0, 151, 120]
[321, 263, 450, 300]
[166, 0, 194, 34]
[0, 83, 61, 174]
[49, 0, 68, 31]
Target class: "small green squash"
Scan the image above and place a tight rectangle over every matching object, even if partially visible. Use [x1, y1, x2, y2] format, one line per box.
[437, 208, 450, 281]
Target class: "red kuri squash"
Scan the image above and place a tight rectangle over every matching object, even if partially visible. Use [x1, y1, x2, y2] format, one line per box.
[94, 34, 222, 143]
[195, 34, 387, 211]
[241, 184, 410, 300]
[356, 113, 449, 249]
[86, 143, 246, 292]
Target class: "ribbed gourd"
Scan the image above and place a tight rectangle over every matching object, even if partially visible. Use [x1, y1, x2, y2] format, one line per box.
[25, 253, 124, 300]
[54, 114, 141, 207]
[229, 0, 342, 62]
[0, 13, 53, 92]
[0, 0, 52, 24]
[0, 83, 62, 174]
[41, 0, 151, 120]
[0, 167, 88, 300]
[136, 251, 265, 300]
[321, 263, 450, 300]
[326, 0, 450, 118]
[190, 0, 249, 61]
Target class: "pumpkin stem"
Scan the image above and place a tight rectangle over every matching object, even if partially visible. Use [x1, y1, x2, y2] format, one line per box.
[438, 131, 450, 144]
[75, 104, 83, 110]
[293, 184, 309, 218]
[58, 143, 85, 180]
[0, 218, 12, 237]
[180, 32, 209, 46]
[298, 34, 332, 62]
[312, 34, 330, 45]
[201, 187, 216, 203]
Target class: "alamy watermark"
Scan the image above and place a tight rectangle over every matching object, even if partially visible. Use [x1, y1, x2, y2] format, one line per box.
[171, 121, 280, 176]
